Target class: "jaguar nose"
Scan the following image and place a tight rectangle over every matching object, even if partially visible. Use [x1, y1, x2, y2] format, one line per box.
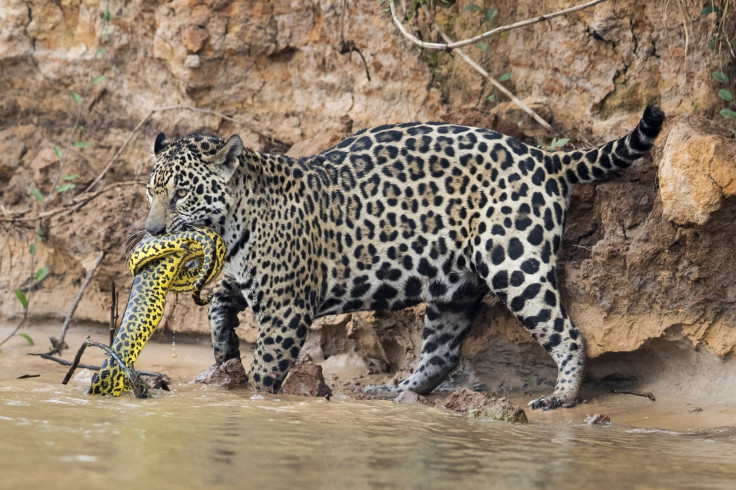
[145, 221, 165, 236]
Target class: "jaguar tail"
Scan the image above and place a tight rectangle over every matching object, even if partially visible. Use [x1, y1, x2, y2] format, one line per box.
[560, 105, 665, 184]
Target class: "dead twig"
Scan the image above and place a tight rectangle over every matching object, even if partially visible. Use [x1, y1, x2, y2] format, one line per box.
[390, 0, 609, 50]
[434, 26, 552, 130]
[339, 0, 371, 81]
[48, 251, 106, 356]
[60, 337, 157, 398]
[0, 301, 30, 349]
[36, 351, 104, 371]
[0, 180, 141, 223]
[109, 279, 119, 347]
[611, 389, 656, 401]
[85, 104, 290, 193]
[32, 351, 164, 378]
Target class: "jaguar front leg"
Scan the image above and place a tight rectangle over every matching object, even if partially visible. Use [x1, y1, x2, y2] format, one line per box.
[208, 275, 248, 364]
[248, 308, 313, 393]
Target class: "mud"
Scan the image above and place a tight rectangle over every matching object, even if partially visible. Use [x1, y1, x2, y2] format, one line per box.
[2, 323, 735, 432]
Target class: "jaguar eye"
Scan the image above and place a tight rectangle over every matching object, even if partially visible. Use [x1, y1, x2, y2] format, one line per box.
[176, 189, 188, 199]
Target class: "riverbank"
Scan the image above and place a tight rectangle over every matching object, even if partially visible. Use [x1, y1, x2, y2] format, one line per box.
[2, 323, 734, 432]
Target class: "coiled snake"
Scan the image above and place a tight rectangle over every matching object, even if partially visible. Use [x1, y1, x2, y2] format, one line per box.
[88, 227, 225, 396]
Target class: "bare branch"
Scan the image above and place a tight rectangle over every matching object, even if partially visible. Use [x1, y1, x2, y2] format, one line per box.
[434, 27, 552, 130]
[390, 0, 608, 50]
[0, 306, 29, 349]
[0, 181, 141, 223]
[83, 104, 290, 194]
[49, 251, 106, 356]
[83, 112, 154, 193]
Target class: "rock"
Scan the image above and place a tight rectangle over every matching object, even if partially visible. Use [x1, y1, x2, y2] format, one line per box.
[182, 25, 209, 53]
[436, 388, 528, 423]
[584, 413, 612, 425]
[394, 390, 428, 405]
[659, 119, 736, 225]
[280, 363, 332, 398]
[184, 54, 201, 69]
[193, 358, 248, 389]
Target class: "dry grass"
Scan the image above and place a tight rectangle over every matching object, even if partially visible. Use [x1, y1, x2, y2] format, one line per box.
[663, 0, 735, 58]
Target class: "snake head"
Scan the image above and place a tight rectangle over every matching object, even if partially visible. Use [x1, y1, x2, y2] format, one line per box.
[146, 132, 243, 235]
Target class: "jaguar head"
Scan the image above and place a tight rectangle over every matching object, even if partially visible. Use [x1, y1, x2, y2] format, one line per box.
[145, 132, 243, 236]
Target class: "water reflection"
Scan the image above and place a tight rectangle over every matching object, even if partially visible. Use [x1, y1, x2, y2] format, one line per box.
[1, 384, 735, 489]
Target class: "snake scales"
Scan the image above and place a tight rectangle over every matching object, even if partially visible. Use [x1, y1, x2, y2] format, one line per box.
[88, 227, 225, 396]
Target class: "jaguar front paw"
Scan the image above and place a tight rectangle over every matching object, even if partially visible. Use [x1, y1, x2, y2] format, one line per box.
[249, 369, 284, 393]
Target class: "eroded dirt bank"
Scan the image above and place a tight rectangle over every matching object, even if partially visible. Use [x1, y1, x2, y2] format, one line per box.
[1, 1, 735, 402]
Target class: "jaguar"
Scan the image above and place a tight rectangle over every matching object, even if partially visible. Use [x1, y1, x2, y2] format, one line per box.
[145, 105, 665, 409]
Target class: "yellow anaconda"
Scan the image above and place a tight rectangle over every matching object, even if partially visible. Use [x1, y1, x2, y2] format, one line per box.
[88, 227, 226, 396]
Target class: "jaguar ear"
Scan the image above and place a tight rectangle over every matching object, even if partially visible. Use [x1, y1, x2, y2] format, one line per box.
[207, 135, 244, 179]
[154, 132, 169, 157]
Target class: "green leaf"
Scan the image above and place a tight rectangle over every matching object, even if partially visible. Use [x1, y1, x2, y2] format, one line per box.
[720, 108, 736, 119]
[718, 89, 733, 101]
[63, 174, 80, 181]
[31, 187, 44, 204]
[485, 8, 498, 23]
[17, 333, 34, 346]
[713, 71, 729, 84]
[35, 266, 49, 282]
[464, 4, 481, 12]
[53, 146, 63, 160]
[14, 289, 28, 310]
[91, 75, 106, 85]
[487, 94, 496, 103]
[554, 137, 570, 147]
[700, 5, 718, 15]
[498, 72, 512, 82]
[36, 227, 44, 242]
[29, 243, 37, 255]
[75, 124, 85, 132]
[476, 41, 489, 53]
[73, 141, 92, 148]
[104, 7, 111, 22]
[94, 47, 106, 59]
[71, 91, 82, 104]
[55, 183, 76, 193]
[707, 35, 718, 50]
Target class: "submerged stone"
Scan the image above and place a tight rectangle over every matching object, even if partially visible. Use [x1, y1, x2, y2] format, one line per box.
[436, 388, 528, 423]
[584, 413, 612, 425]
[280, 363, 332, 399]
[193, 358, 248, 390]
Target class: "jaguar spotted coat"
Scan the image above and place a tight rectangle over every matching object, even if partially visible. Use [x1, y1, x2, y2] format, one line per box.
[145, 106, 665, 409]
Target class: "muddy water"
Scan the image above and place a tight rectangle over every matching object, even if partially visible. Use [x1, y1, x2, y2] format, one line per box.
[2, 326, 736, 489]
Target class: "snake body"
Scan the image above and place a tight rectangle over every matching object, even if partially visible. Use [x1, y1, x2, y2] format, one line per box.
[88, 227, 225, 396]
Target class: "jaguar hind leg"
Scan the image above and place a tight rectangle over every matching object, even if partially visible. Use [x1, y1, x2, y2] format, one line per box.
[364, 292, 484, 397]
[474, 247, 585, 410]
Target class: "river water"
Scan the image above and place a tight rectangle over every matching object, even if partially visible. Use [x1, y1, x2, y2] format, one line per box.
[1, 326, 735, 489]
